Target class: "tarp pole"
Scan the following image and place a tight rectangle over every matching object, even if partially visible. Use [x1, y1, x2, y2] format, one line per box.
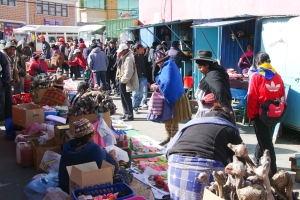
[164, 23, 192, 51]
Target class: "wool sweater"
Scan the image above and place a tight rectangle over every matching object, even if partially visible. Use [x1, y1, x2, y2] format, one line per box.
[58, 140, 119, 193]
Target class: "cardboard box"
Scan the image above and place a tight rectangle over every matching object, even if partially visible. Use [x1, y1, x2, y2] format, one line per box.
[15, 131, 44, 142]
[203, 186, 223, 200]
[67, 161, 114, 195]
[12, 103, 45, 129]
[31, 138, 61, 172]
[54, 124, 70, 145]
[33, 88, 47, 104]
[69, 113, 99, 135]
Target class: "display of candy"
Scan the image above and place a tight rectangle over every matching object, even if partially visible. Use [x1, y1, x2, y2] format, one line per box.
[148, 174, 169, 192]
[77, 192, 119, 200]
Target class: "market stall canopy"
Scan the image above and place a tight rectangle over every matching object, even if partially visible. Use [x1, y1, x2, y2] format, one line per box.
[124, 19, 192, 30]
[99, 18, 139, 38]
[191, 18, 254, 28]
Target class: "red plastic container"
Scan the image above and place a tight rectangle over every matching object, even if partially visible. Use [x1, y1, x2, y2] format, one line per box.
[184, 76, 193, 88]
[127, 196, 147, 200]
[12, 93, 33, 104]
[20, 143, 33, 168]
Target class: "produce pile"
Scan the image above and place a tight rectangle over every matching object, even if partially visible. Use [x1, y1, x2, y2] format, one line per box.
[30, 75, 52, 89]
[68, 91, 117, 116]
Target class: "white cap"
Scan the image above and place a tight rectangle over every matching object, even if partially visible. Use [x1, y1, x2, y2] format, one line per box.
[116, 43, 129, 53]
[73, 49, 81, 54]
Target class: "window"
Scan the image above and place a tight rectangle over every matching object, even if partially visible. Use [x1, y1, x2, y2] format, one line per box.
[1, 0, 15, 6]
[36, 1, 68, 17]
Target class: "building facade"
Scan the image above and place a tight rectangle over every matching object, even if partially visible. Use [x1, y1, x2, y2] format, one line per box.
[0, 0, 77, 40]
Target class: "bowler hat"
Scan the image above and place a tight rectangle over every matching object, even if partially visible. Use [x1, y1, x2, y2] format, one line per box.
[192, 50, 215, 62]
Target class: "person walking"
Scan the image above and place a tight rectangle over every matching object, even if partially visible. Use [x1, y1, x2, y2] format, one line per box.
[132, 44, 148, 114]
[167, 41, 190, 68]
[39, 35, 50, 59]
[87, 43, 108, 90]
[247, 52, 285, 176]
[105, 40, 117, 92]
[58, 38, 69, 77]
[116, 44, 139, 121]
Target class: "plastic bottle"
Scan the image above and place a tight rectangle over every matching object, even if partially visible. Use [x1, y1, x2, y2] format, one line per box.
[83, 71, 89, 80]
[123, 134, 128, 147]
[129, 137, 134, 150]
[21, 142, 33, 168]
[16, 142, 26, 164]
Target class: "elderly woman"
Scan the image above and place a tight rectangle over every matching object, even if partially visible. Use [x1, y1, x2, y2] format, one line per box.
[166, 104, 243, 200]
[193, 50, 232, 118]
[58, 118, 119, 193]
[150, 50, 192, 146]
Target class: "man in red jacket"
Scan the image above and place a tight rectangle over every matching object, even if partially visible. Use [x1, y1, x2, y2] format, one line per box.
[247, 52, 285, 176]
[68, 49, 87, 79]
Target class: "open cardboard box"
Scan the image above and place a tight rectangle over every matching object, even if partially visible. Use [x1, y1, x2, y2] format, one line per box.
[67, 161, 114, 195]
[31, 138, 61, 172]
[12, 103, 44, 128]
[33, 88, 47, 104]
[54, 124, 70, 145]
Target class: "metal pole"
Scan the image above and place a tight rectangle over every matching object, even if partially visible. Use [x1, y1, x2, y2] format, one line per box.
[164, 23, 192, 51]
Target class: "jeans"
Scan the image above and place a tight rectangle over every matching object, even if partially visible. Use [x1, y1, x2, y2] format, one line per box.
[106, 68, 117, 90]
[119, 82, 133, 118]
[253, 115, 277, 175]
[94, 71, 107, 90]
[132, 77, 148, 108]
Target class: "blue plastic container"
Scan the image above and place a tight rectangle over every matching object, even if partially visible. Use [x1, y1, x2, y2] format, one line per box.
[44, 111, 59, 120]
[71, 183, 135, 200]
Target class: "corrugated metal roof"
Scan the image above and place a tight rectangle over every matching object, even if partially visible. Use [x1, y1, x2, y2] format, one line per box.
[124, 19, 192, 30]
[104, 18, 138, 37]
[192, 19, 251, 28]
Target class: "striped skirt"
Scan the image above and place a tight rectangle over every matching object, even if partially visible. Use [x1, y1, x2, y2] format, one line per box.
[168, 154, 224, 200]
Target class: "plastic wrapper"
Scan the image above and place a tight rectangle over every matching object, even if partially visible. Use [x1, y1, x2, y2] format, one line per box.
[22, 123, 47, 135]
[39, 150, 61, 173]
[97, 118, 117, 146]
[43, 187, 71, 200]
[105, 145, 129, 162]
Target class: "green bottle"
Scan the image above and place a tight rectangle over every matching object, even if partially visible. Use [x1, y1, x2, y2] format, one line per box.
[83, 71, 89, 80]
[129, 137, 134, 150]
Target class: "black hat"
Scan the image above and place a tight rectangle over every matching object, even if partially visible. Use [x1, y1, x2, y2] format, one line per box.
[134, 44, 143, 49]
[109, 40, 115, 44]
[172, 41, 179, 46]
[192, 50, 215, 62]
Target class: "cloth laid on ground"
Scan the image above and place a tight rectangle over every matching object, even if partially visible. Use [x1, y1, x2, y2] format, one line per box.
[129, 135, 164, 158]
[168, 155, 224, 200]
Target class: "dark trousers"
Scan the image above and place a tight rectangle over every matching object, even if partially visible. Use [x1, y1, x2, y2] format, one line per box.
[119, 82, 133, 118]
[253, 115, 277, 175]
[106, 68, 117, 90]
[70, 65, 81, 78]
[94, 71, 107, 91]
[3, 87, 12, 119]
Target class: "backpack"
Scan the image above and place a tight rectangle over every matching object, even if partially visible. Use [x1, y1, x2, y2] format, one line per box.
[259, 98, 287, 126]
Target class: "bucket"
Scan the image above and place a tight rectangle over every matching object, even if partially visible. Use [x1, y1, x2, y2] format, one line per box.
[184, 76, 193, 88]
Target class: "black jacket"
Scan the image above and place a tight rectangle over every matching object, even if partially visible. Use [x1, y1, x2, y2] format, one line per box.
[134, 53, 148, 78]
[105, 46, 117, 69]
[167, 46, 190, 68]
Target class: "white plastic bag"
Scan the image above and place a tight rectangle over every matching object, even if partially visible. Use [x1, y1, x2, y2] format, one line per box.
[43, 187, 71, 200]
[105, 145, 129, 162]
[97, 118, 117, 146]
[39, 150, 61, 173]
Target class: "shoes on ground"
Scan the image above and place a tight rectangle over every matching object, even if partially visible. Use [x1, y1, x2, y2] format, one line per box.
[120, 115, 126, 120]
[123, 116, 134, 121]
[142, 104, 148, 109]
[134, 108, 139, 114]
[159, 138, 170, 146]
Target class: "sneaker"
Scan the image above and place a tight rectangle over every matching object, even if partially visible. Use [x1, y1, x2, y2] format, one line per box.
[159, 138, 170, 146]
[123, 116, 134, 121]
[120, 115, 126, 120]
[134, 108, 139, 114]
[142, 104, 148, 109]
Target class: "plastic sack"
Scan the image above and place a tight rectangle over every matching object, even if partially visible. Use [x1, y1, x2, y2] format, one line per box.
[97, 118, 117, 146]
[22, 122, 47, 135]
[5, 118, 15, 139]
[93, 121, 106, 148]
[39, 150, 61, 173]
[24, 172, 59, 200]
[43, 187, 71, 200]
[41, 123, 55, 138]
[105, 145, 129, 162]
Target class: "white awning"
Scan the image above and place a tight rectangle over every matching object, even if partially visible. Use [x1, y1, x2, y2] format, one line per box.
[192, 19, 251, 28]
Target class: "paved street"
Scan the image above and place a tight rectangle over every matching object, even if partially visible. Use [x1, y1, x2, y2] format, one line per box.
[0, 91, 299, 199]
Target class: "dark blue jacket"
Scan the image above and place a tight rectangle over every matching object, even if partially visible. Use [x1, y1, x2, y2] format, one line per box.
[41, 41, 51, 59]
[58, 140, 119, 193]
[167, 46, 190, 68]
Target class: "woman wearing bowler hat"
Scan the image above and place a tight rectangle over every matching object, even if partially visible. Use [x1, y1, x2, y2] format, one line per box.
[193, 50, 233, 119]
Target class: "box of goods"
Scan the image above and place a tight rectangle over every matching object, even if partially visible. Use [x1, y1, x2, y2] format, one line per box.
[15, 131, 44, 142]
[69, 113, 99, 135]
[31, 138, 61, 172]
[12, 103, 44, 129]
[43, 106, 59, 120]
[203, 186, 223, 200]
[67, 161, 115, 195]
[54, 124, 70, 145]
[33, 88, 47, 104]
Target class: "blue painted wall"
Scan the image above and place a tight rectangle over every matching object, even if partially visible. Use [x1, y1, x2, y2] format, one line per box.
[140, 27, 154, 47]
[220, 19, 255, 71]
[192, 27, 219, 91]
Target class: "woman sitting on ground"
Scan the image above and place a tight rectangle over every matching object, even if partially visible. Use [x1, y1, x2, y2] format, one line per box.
[166, 104, 243, 200]
[40, 75, 69, 106]
[70, 81, 89, 107]
[58, 118, 119, 194]
[28, 54, 45, 76]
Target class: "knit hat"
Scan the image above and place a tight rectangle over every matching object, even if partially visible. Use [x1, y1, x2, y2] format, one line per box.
[3, 41, 16, 50]
[73, 118, 94, 138]
[52, 75, 65, 87]
[154, 50, 169, 64]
